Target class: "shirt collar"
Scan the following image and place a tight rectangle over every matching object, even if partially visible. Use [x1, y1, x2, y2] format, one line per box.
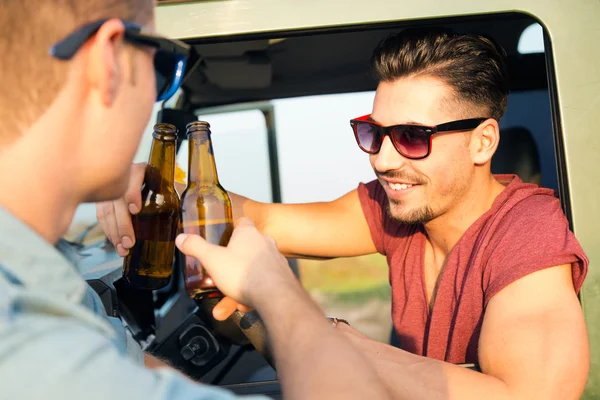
[0, 207, 86, 303]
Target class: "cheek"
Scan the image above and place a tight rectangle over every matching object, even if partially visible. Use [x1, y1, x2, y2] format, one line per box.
[145, 68, 157, 106]
[101, 124, 143, 168]
[110, 139, 138, 167]
[425, 143, 471, 196]
[132, 52, 157, 112]
[426, 164, 455, 197]
[145, 54, 158, 102]
[132, 62, 156, 137]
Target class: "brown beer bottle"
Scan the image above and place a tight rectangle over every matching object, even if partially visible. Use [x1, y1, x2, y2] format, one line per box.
[181, 121, 233, 299]
[122, 123, 181, 290]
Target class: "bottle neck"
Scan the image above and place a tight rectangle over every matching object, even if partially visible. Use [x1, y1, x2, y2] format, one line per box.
[187, 132, 220, 187]
[147, 135, 177, 189]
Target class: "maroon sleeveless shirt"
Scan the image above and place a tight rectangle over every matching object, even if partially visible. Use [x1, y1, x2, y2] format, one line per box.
[358, 175, 588, 363]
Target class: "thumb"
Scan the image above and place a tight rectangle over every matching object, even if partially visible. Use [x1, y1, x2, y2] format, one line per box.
[234, 217, 256, 229]
[176, 233, 229, 269]
[125, 163, 146, 214]
[228, 217, 258, 244]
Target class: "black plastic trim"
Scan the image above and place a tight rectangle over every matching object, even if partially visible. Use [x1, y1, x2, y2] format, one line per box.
[180, 12, 532, 47]
[262, 108, 282, 204]
[221, 380, 282, 398]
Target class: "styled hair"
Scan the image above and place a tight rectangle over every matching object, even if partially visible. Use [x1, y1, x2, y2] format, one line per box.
[371, 28, 510, 121]
[0, 0, 154, 144]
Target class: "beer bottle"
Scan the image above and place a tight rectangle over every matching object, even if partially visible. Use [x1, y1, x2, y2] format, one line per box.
[181, 121, 233, 299]
[122, 123, 181, 290]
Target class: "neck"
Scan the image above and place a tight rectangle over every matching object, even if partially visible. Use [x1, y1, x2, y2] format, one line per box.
[423, 172, 506, 256]
[187, 133, 219, 187]
[148, 136, 177, 190]
[0, 103, 81, 244]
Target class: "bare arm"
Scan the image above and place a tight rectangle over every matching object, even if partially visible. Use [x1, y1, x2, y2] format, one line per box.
[176, 219, 391, 399]
[98, 164, 377, 259]
[254, 269, 390, 399]
[229, 189, 376, 258]
[339, 264, 589, 399]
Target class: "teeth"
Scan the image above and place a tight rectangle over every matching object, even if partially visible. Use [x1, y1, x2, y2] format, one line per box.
[388, 182, 414, 191]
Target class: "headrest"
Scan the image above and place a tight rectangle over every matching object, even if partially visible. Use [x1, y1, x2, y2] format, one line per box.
[491, 126, 541, 184]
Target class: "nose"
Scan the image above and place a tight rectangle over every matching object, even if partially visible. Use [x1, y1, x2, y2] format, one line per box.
[370, 135, 408, 173]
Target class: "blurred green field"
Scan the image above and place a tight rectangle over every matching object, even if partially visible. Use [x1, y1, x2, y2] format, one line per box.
[298, 253, 393, 341]
[298, 253, 391, 303]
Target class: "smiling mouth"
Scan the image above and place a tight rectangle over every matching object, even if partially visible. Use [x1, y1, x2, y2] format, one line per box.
[376, 171, 423, 192]
[386, 182, 416, 191]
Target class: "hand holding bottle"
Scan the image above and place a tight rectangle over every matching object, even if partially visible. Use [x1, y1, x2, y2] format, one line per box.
[176, 218, 296, 309]
[96, 162, 146, 256]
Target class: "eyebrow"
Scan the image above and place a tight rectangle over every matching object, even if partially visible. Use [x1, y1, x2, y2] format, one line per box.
[368, 116, 428, 126]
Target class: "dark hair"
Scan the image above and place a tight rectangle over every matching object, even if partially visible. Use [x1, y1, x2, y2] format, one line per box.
[371, 28, 510, 121]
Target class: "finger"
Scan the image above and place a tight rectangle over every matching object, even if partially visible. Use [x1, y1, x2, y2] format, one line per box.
[124, 163, 146, 214]
[237, 304, 254, 313]
[212, 297, 239, 321]
[262, 233, 278, 248]
[113, 199, 135, 250]
[176, 234, 228, 270]
[280, 255, 290, 271]
[233, 217, 255, 229]
[96, 202, 108, 235]
[100, 203, 128, 256]
[99, 202, 118, 243]
[229, 217, 259, 244]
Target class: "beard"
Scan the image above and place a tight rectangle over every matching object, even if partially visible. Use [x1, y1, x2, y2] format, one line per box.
[385, 199, 436, 225]
[377, 170, 435, 224]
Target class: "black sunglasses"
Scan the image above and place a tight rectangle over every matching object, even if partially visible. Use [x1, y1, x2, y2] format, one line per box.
[350, 115, 488, 159]
[50, 19, 191, 101]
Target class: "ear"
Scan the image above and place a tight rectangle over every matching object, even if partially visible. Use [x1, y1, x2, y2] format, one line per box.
[86, 19, 126, 107]
[470, 118, 500, 165]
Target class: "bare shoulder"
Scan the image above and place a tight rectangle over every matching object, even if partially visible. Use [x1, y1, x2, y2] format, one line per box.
[479, 264, 589, 400]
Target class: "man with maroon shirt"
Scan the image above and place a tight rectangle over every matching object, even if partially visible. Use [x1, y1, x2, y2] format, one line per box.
[100, 29, 589, 398]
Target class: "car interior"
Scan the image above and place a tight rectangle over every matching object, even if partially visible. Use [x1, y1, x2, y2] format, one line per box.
[77, 11, 565, 398]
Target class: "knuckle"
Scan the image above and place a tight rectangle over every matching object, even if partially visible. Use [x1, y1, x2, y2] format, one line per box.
[117, 223, 132, 234]
[103, 205, 115, 217]
[96, 203, 107, 217]
[124, 191, 138, 202]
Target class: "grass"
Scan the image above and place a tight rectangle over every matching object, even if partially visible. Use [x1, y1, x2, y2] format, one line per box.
[331, 284, 391, 303]
[298, 253, 391, 304]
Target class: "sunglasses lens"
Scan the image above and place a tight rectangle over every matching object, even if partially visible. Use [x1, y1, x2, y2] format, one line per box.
[392, 126, 430, 159]
[154, 50, 178, 101]
[355, 122, 382, 153]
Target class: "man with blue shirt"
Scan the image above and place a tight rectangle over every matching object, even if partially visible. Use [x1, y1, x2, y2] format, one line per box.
[0, 1, 389, 399]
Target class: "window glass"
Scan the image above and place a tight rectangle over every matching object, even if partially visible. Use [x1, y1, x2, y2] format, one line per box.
[178, 110, 273, 203]
[272, 92, 392, 342]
